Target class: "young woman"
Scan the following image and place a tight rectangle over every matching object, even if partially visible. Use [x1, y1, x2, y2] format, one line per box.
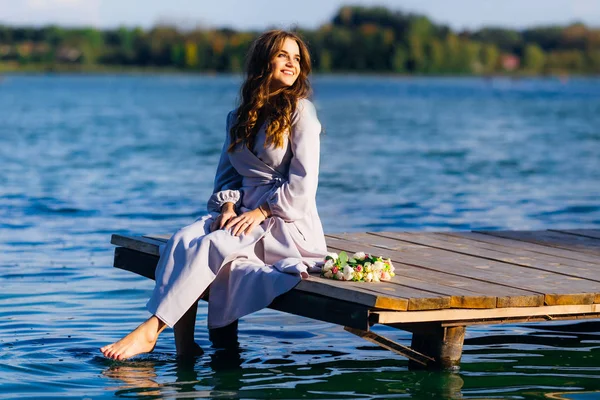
[101, 30, 327, 360]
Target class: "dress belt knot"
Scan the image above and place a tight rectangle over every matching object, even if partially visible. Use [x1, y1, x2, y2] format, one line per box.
[243, 175, 285, 188]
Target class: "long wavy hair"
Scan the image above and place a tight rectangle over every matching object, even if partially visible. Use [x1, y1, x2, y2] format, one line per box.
[228, 30, 312, 152]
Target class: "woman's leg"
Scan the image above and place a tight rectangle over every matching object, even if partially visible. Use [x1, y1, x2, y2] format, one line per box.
[100, 315, 167, 360]
[173, 300, 204, 358]
[209, 319, 239, 348]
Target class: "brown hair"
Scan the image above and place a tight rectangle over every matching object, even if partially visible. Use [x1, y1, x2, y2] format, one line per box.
[228, 30, 312, 152]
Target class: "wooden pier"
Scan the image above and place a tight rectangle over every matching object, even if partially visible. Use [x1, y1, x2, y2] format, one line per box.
[111, 228, 600, 370]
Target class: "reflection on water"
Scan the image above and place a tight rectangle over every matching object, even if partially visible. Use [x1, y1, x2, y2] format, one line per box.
[103, 363, 163, 397]
[545, 391, 600, 399]
[0, 75, 599, 398]
[101, 349, 246, 399]
[91, 321, 600, 399]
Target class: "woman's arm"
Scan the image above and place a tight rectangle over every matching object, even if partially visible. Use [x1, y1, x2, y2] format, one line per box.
[207, 111, 243, 214]
[267, 98, 322, 221]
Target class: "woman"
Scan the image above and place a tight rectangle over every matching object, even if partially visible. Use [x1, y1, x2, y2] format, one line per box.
[101, 30, 327, 360]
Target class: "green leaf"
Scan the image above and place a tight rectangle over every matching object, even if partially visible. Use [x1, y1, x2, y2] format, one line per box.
[338, 251, 348, 266]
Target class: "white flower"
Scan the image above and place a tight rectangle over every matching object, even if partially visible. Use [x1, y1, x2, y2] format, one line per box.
[352, 252, 366, 260]
[324, 270, 333, 278]
[372, 273, 380, 282]
[343, 265, 354, 281]
[323, 259, 334, 272]
[366, 272, 373, 282]
[381, 271, 392, 281]
[373, 261, 385, 272]
[326, 252, 338, 260]
[335, 270, 344, 280]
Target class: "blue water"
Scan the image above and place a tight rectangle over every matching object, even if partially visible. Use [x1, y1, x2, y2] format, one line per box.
[0, 74, 599, 399]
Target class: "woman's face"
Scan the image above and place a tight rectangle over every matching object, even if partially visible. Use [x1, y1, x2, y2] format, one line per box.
[269, 37, 301, 92]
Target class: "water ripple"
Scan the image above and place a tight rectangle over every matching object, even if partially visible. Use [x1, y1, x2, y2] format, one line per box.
[0, 75, 599, 399]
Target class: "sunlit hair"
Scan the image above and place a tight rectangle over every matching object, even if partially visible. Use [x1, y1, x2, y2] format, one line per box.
[228, 30, 312, 152]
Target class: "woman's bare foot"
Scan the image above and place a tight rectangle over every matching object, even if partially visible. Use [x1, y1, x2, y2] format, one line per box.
[100, 316, 166, 360]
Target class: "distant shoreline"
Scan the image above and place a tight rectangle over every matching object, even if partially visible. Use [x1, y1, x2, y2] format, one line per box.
[0, 63, 594, 78]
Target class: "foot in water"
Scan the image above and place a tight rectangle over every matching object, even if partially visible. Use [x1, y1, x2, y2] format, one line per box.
[176, 342, 205, 361]
[100, 316, 166, 360]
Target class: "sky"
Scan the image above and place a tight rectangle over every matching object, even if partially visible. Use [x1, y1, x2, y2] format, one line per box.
[0, 0, 599, 31]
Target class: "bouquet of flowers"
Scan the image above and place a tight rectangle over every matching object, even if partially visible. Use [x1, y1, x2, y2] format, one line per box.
[321, 251, 395, 282]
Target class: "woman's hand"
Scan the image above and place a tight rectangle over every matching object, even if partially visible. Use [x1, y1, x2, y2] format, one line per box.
[224, 208, 266, 236]
[210, 202, 238, 232]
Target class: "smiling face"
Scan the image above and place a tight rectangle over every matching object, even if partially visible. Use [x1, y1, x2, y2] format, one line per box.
[269, 37, 301, 93]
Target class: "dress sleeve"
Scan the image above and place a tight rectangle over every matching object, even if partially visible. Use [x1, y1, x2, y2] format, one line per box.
[267, 99, 322, 221]
[207, 111, 243, 213]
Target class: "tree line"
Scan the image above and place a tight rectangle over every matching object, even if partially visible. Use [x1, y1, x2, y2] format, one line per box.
[1, 5, 599, 75]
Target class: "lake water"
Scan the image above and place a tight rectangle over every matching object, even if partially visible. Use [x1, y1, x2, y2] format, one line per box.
[0, 74, 599, 399]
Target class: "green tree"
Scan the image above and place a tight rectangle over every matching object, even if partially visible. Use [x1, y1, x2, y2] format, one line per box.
[426, 38, 444, 72]
[585, 49, 600, 73]
[319, 49, 332, 72]
[184, 42, 198, 69]
[444, 34, 461, 72]
[461, 41, 482, 73]
[523, 44, 546, 72]
[170, 44, 184, 67]
[392, 46, 407, 72]
[407, 35, 426, 72]
[481, 44, 499, 72]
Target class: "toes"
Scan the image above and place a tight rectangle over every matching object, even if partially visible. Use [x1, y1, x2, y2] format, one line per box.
[103, 348, 112, 357]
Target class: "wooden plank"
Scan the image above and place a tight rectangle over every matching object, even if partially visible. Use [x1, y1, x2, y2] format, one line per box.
[302, 276, 450, 311]
[270, 290, 370, 330]
[326, 235, 541, 308]
[426, 231, 600, 269]
[441, 231, 600, 265]
[111, 234, 162, 256]
[329, 233, 595, 307]
[480, 230, 600, 256]
[439, 313, 600, 327]
[344, 327, 433, 366]
[112, 239, 412, 311]
[372, 304, 600, 324]
[373, 231, 600, 283]
[145, 234, 170, 242]
[296, 278, 411, 311]
[114, 247, 158, 280]
[550, 229, 600, 240]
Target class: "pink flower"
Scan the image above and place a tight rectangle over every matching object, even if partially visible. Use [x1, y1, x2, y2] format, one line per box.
[332, 266, 339, 274]
[355, 265, 363, 272]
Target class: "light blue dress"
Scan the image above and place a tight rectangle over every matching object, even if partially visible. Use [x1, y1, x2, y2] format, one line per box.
[146, 99, 327, 329]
